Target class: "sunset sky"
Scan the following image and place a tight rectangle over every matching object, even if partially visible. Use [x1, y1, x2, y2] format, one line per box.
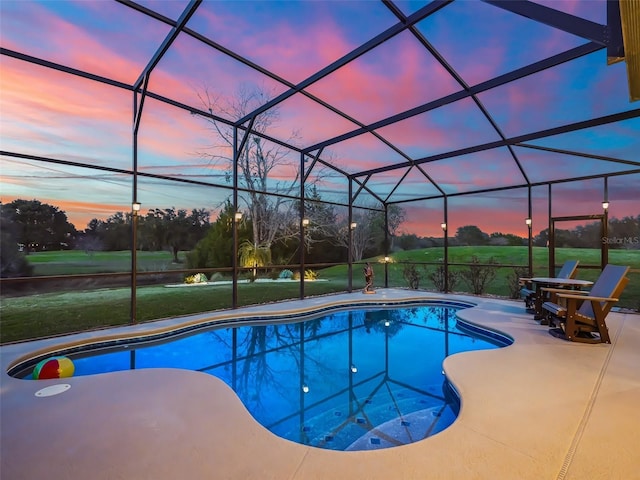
[1, 0, 638, 238]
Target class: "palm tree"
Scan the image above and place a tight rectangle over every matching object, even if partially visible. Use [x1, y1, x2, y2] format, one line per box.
[238, 240, 272, 280]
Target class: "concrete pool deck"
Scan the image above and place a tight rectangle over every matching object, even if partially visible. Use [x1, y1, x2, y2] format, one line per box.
[1, 289, 639, 479]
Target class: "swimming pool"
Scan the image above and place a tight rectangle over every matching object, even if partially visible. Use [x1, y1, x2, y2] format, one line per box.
[12, 301, 511, 451]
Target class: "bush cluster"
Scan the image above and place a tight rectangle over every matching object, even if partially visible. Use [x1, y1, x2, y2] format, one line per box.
[279, 269, 294, 279]
[184, 272, 208, 284]
[459, 256, 498, 294]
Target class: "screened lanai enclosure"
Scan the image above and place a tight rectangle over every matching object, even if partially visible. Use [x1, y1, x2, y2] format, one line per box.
[1, 0, 639, 341]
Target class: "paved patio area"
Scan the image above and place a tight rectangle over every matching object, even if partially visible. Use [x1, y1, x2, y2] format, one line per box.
[1, 289, 639, 480]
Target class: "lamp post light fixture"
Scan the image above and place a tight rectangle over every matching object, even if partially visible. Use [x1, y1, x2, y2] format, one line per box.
[383, 256, 391, 288]
[350, 222, 357, 230]
[525, 218, 532, 227]
[131, 201, 142, 324]
[440, 222, 447, 231]
[234, 211, 243, 222]
[602, 201, 609, 210]
[302, 218, 310, 227]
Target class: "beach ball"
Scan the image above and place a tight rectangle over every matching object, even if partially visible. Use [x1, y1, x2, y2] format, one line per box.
[32, 356, 75, 380]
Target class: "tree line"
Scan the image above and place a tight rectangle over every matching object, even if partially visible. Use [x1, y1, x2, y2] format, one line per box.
[2, 198, 637, 279]
[0, 197, 402, 277]
[393, 219, 640, 250]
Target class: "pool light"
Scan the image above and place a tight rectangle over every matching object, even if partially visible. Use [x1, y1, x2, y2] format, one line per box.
[302, 384, 309, 393]
[350, 364, 358, 373]
[384, 320, 390, 327]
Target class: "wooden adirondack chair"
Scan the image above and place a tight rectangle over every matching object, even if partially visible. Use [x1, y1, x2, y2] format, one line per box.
[542, 264, 630, 344]
[519, 260, 580, 311]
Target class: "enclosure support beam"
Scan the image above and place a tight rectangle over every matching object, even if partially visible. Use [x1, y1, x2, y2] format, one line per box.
[300, 152, 306, 300]
[528, 186, 533, 278]
[548, 185, 554, 277]
[232, 127, 239, 309]
[130, 73, 150, 324]
[443, 197, 449, 293]
[384, 204, 389, 289]
[348, 180, 354, 293]
[603, 177, 609, 269]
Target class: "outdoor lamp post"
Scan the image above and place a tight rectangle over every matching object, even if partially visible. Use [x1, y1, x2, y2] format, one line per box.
[526, 218, 533, 277]
[384, 256, 390, 288]
[602, 178, 609, 269]
[441, 222, 448, 292]
[131, 202, 141, 324]
[300, 218, 310, 299]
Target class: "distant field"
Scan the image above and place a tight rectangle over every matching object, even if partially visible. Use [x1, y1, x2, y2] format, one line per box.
[26, 250, 184, 276]
[1, 246, 637, 344]
[23, 246, 639, 277]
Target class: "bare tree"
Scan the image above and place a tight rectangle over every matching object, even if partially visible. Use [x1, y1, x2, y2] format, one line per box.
[196, 84, 301, 250]
[385, 204, 406, 251]
[329, 208, 381, 261]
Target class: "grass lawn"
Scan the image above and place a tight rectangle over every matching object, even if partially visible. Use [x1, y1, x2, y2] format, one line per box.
[1, 246, 637, 344]
[0, 281, 347, 344]
[26, 250, 184, 275]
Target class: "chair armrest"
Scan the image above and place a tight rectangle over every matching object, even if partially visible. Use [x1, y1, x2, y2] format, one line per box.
[541, 287, 589, 294]
[555, 293, 619, 302]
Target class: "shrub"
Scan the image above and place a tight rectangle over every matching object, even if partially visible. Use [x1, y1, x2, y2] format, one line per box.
[279, 269, 294, 279]
[305, 269, 318, 280]
[460, 256, 498, 295]
[428, 265, 459, 292]
[509, 266, 530, 299]
[267, 270, 280, 280]
[403, 263, 424, 289]
[209, 272, 224, 282]
[0, 233, 33, 278]
[292, 269, 318, 280]
[184, 272, 208, 284]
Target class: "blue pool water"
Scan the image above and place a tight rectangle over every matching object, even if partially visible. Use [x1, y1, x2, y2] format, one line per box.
[15, 302, 510, 451]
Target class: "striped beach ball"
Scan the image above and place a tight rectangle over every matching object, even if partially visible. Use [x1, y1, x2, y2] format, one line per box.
[32, 356, 75, 380]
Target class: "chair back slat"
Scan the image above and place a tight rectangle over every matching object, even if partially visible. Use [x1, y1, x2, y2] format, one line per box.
[578, 265, 630, 318]
[557, 260, 579, 279]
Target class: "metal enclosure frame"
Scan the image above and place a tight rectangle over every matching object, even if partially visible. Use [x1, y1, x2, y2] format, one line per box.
[1, 0, 639, 317]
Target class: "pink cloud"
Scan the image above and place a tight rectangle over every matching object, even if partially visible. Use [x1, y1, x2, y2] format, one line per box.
[305, 32, 460, 125]
[193, 3, 362, 85]
[1, 1, 167, 85]
[0, 59, 131, 166]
